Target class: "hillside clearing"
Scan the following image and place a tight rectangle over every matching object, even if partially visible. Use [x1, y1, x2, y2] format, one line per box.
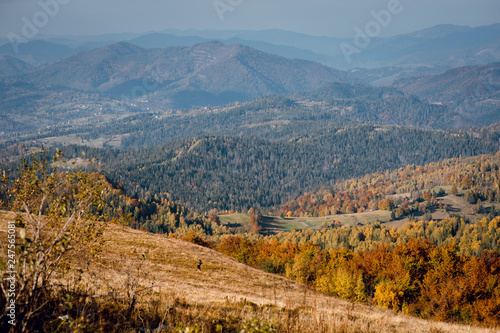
[220, 211, 393, 235]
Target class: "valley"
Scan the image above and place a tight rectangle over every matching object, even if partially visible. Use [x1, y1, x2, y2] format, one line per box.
[1, 18, 500, 332]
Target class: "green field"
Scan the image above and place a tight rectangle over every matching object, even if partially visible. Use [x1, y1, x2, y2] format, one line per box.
[219, 185, 500, 234]
[219, 210, 392, 235]
[39, 133, 124, 148]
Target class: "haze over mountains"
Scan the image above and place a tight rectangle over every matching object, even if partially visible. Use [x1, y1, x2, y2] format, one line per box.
[1, 23, 499, 90]
[394, 62, 500, 126]
[0, 39, 76, 67]
[0, 55, 33, 76]
[3, 1, 500, 330]
[2, 24, 499, 69]
[341, 24, 500, 68]
[17, 41, 354, 107]
[0, 23, 498, 139]
[394, 62, 500, 105]
[108, 24, 500, 69]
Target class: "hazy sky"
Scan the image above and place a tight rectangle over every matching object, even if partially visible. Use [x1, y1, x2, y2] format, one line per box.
[0, 0, 499, 39]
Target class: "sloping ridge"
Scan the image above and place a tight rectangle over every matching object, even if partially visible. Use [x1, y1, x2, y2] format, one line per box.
[0, 55, 34, 76]
[0, 210, 495, 332]
[94, 219, 492, 332]
[393, 62, 500, 105]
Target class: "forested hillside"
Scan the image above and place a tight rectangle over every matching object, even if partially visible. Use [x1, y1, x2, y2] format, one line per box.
[218, 228, 500, 326]
[282, 152, 500, 218]
[393, 62, 499, 106]
[77, 83, 458, 149]
[295, 82, 455, 129]
[3, 151, 500, 329]
[392, 62, 500, 127]
[56, 125, 500, 211]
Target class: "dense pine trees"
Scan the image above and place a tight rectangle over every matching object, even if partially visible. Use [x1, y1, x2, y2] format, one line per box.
[59, 126, 499, 211]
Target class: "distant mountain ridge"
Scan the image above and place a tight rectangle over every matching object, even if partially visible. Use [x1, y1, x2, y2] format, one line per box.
[14, 41, 356, 107]
[162, 24, 500, 70]
[295, 82, 454, 129]
[336, 24, 500, 69]
[0, 39, 76, 67]
[0, 55, 33, 76]
[3, 23, 499, 72]
[393, 62, 500, 103]
[0, 24, 499, 131]
[393, 62, 500, 126]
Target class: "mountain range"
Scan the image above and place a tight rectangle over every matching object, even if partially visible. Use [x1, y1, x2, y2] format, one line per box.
[2, 23, 499, 73]
[393, 62, 500, 126]
[12, 41, 354, 107]
[0, 55, 33, 76]
[0, 24, 498, 132]
[341, 24, 500, 69]
[0, 39, 76, 67]
[394, 62, 500, 104]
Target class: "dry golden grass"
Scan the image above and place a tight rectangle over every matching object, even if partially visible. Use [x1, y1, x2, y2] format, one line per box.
[1, 210, 498, 333]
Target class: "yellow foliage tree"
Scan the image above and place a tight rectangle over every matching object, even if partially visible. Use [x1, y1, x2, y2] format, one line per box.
[1, 152, 106, 332]
[373, 280, 402, 310]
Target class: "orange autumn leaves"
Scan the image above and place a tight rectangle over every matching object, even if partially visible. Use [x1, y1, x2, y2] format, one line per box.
[217, 236, 500, 326]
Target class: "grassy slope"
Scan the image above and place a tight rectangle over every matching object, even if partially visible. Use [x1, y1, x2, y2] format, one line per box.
[220, 211, 392, 235]
[1, 210, 496, 332]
